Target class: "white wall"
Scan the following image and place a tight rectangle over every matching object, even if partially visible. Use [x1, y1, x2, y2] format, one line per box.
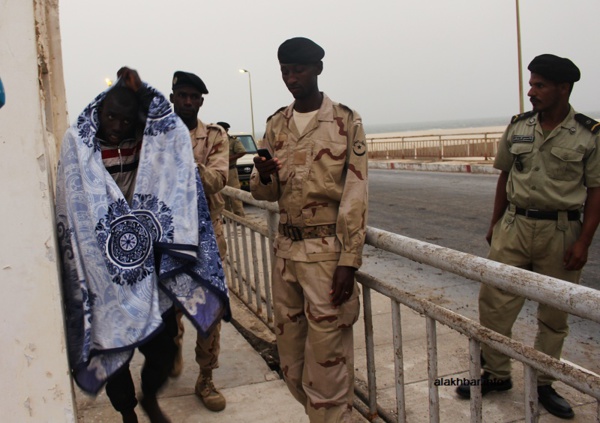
[0, 1, 75, 421]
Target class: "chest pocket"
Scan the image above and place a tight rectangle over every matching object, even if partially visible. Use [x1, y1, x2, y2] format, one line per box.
[509, 142, 534, 172]
[547, 146, 584, 181]
[309, 138, 347, 188]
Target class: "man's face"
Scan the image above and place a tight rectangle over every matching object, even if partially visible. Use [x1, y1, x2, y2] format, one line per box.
[97, 96, 137, 145]
[170, 86, 203, 121]
[280, 63, 322, 99]
[527, 73, 568, 113]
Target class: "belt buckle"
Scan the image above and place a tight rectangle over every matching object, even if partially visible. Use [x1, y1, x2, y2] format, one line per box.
[525, 208, 538, 218]
[283, 224, 302, 241]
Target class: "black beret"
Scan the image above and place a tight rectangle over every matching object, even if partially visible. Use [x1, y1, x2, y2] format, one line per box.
[216, 121, 230, 130]
[172, 71, 209, 94]
[277, 37, 325, 64]
[528, 54, 581, 83]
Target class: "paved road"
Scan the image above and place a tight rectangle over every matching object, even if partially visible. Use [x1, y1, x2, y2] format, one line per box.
[368, 169, 600, 290]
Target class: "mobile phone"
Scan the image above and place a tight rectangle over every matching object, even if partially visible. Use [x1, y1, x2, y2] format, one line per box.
[257, 148, 272, 160]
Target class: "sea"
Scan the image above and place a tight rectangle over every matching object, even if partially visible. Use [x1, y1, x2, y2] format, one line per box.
[363, 111, 600, 135]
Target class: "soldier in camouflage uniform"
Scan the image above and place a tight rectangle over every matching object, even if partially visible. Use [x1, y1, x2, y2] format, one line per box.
[218, 121, 247, 217]
[250, 37, 368, 423]
[456, 55, 600, 420]
[170, 71, 229, 412]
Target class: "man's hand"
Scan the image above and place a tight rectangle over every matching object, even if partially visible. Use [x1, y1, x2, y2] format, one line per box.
[253, 156, 281, 184]
[564, 240, 588, 271]
[330, 266, 356, 308]
[116, 67, 142, 92]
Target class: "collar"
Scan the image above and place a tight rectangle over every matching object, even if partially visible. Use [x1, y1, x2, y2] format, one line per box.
[282, 93, 334, 123]
[190, 118, 207, 140]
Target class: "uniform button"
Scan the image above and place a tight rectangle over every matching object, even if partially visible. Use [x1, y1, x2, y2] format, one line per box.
[534, 166, 540, 171]
[531, 186, 537, 190]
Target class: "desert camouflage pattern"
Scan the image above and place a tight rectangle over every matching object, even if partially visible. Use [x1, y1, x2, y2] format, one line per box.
[273, 258, 359, 423]
[251, 94, 367, 422]
[188, 119, 228, 367]
[190, 119, 229, 224]
[250, 94, 368, 269]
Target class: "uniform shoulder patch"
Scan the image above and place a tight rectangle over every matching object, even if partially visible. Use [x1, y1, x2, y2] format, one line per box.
[510, 111, 535, 124]
[575, 113, 600, 134]
[266, 106, 286, 122]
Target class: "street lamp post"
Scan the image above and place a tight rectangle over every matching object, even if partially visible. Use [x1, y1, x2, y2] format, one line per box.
[515, 0, 524, 113]
[239, 69, 256, 141]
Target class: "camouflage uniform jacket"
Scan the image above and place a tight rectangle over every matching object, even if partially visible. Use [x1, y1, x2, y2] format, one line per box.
[190, 119, 229, 223]
[494, 107, 600, 211]
[250, 94, 368, 269]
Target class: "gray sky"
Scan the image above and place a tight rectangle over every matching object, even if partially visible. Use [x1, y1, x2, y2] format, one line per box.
[59, 0, 600, 135]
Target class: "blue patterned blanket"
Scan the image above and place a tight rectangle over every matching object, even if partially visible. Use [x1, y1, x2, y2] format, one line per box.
[56, 84, 230, 394]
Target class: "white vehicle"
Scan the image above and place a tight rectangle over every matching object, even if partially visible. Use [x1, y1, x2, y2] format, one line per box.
[230, 133, 258, 191]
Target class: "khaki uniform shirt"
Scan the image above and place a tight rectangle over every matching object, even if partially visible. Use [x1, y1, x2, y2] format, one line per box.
[229, 136, 246, 168]
[190, 119, 229, 223]
[250, 94, 368, 269]
[494, 107, 600, 211]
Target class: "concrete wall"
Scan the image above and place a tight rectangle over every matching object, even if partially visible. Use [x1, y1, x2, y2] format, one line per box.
[0, 1, 75, 421]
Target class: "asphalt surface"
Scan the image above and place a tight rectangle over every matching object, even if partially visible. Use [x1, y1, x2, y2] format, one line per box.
[368, 168, 600, 291]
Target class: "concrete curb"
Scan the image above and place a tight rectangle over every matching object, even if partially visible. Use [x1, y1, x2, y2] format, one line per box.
[369, 161, 500, 174]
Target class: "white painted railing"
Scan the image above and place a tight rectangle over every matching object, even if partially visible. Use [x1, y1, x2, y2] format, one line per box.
[221, 186, 600, 423]
[366, 132, 503, 160]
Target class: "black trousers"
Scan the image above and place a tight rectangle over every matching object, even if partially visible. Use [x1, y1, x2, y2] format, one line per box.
[105, 308, 178, 413]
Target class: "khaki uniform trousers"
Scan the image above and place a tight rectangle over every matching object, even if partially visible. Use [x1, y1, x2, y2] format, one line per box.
[224, 168, 245, 217]
[480, 207, 581, 385]
[175, 218, 227, 369]
[273, 257, 360, 423]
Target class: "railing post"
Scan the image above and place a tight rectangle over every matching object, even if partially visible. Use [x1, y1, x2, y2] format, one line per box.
[438, 135, 443, 160]
[391, 300, 406, 422]
[426, 317, 440, 423]
[267, 209, 278, 272]
[524, 365, 539, 422]
[469, 339, 482, 423]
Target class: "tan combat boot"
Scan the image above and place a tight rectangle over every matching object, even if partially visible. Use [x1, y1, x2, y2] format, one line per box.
[195, 368, 226, 411]
[169, 335, 183, 378]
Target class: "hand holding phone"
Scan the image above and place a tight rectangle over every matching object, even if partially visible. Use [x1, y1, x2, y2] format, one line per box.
[257, 148, 272, 160]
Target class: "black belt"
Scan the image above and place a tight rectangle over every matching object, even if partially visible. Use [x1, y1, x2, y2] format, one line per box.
[229, 165, 237, 169]
[515, 207, 580, 221]
[278, 223, 336, 241]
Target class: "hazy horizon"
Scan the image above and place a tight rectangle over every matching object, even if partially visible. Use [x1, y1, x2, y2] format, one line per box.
[59, 0, 600, 136]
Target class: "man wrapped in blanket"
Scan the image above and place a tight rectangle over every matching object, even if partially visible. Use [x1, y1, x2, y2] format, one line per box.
[55, 67, 229, 423]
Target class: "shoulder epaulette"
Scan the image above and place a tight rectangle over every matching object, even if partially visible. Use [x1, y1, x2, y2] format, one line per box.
[575, 113, 600, 134]
[337, 102, 353, 113]
[266, 106, 286, 122]
[510, 111, 535, 124]
[207, 123, 226, 134]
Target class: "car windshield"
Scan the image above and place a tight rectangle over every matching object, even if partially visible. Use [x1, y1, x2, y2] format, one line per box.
[237, 135, 258, 154]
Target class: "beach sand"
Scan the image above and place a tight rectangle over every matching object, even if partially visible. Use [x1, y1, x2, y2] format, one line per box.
[366, 125, 506, 140]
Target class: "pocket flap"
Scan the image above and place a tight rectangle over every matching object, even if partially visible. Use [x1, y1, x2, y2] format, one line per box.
[550, 146, 584, 162]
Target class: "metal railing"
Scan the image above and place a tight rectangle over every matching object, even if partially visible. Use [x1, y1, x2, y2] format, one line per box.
[221, 186, 600, 422]
[366, 132, 503, 161]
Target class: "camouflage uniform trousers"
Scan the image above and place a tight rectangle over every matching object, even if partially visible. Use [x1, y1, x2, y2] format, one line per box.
[273, 257, 360, 423]
[175, 218, 227, 370]
[224, 167, 245, 217]
[480, 208, 582, 385]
